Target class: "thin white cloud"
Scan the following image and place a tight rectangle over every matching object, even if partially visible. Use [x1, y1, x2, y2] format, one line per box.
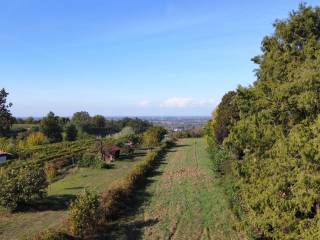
[160, 97, 193, 108]
[160, 97, 216, 108]
[137, 100, 151, 108]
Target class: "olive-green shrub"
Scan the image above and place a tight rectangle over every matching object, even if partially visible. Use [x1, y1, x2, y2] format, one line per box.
[68, 189, 101, 238]
[0, 162, 48, 211]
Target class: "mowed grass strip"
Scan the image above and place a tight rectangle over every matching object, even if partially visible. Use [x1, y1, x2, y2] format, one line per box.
[0, 151, 146, 240]
[112, 138, 245, 240]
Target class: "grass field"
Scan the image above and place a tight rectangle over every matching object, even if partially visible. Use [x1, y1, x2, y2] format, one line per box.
[105, 138, 246, 240]
[12, 123, 39, 129]
[0, 150, 146, 240]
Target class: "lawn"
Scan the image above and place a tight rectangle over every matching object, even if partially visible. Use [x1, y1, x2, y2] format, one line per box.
[105, 138, 246, 240]
[0, 150, 147, 240]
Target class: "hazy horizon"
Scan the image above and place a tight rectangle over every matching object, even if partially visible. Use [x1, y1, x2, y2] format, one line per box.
[14, 115, 211, 119]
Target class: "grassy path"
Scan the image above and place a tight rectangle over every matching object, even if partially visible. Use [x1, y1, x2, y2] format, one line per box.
[108, 138, 245, 240]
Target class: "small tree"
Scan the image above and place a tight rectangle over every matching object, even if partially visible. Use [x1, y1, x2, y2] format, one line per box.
[68, 190, 100, 238]
[40, 112, 63, 143]
[26, 132, 49, 146]
[0, 88, 14, 137]
[143, 126, 167, 149]
[65, 124, 78, 141]
[44, 162, 57, 191]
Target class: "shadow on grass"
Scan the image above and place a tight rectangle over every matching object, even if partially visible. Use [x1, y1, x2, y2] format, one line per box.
[17, 194, 76, 213]
[95, 143, 178, 240]
[118, 151, 147, 162]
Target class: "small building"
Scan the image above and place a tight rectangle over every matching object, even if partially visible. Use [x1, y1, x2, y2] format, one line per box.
[103, 146, 121, 162]
[124, 141, 135, 154]
[0, 151, 13, 163]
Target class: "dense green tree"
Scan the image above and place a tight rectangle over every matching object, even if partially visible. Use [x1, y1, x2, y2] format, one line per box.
[92, 115, 106, 128]
[40, 112, 63, 143]
[0, 88, 14, 137]
[65, 124, 78, 141]
[107, 118, 151, 134]
[124, 117, 152, 133]
[58, 117, 70, 126]
[220, 4, 320, 239]
[212, 91, 239, 144]
[72, 111, 91, 127]
[143, 126, 167, 149]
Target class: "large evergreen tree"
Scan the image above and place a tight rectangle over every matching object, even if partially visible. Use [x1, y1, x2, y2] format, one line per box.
[220, 4, 320, 239]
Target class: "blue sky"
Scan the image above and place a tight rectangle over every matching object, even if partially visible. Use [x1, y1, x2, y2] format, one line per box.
[1, 0, 318, 117]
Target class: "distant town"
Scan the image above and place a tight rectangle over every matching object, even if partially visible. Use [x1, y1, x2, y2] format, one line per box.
[141, 116, 210, 131]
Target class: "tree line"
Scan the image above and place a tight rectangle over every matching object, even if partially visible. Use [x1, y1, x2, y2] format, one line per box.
[0, 92, 152, 146]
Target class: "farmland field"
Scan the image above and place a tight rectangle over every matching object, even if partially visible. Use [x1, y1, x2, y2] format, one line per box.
[106, 138, 245, 240]
[0, 150, 147, 240]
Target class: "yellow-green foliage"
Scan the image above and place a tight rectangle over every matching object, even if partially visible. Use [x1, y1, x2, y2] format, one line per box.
[0, 162, 48, 211]
[68, 189, 101, 238]
[0, 137, 17, 154]
[143, 126, 167, 149]
[26, 132, 49, 146]
[213, 4, 320, 239]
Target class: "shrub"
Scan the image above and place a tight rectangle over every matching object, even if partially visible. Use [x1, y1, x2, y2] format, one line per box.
[68, 189, 100, 238]
[44, 162, 57, 187]
[27, 132, 49, 146]
[143, 126, 167, 149]
[0, 162, 48, 211]
[77, 153, 105, 168]
[207, 139, 230, 175]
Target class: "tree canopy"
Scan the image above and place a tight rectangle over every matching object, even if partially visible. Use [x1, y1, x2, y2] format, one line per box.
[40, 112, 63, 143]
[212, 4, 320, 239]
[143, 126, 167, 149]
[212, 91, 239, 144]
[0, 88, 14, 137]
